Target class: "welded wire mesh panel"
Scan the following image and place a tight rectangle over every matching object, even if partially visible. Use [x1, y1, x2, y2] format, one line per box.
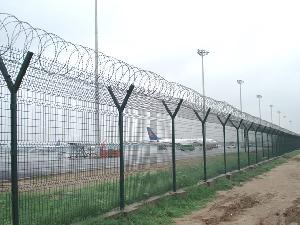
[6, 89, 122, 225]
[248, 131, 256, 164]
[223, 126, 239, 173]
[124, 108, 172, 203]
[206, 122, 235, 179]
[174, 117, 203, 188]
[0, 12, 299, 225]
[0, 84, 11, 225]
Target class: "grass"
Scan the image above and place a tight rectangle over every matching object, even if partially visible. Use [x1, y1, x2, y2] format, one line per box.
[0, 148, 296, 225]
[74, 149, 300, 225]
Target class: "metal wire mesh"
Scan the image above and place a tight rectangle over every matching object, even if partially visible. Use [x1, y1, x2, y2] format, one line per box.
[0, 13, 299, 225]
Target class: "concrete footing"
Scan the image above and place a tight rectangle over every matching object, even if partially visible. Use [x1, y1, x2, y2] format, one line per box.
[103, 155, 281, 219]
[103, 189, 186, 219]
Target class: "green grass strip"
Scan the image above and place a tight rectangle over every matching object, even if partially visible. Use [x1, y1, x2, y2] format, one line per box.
[74, 149, 300, 225]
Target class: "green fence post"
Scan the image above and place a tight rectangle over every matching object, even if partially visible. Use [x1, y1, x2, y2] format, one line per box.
[0, 51, 33, 225]
[270, 129, 275, 157]
[277, 132, 280, 155]
[194, 108, 211, 181]
[217, 114, 231, 174]
[243, 122, 253, 166]
[162, 99, 183, 192]
[274, 131, 277, 156]
[229, 119, 243, 170]
[237, 120, 243, 170]
[254, 124, 260, 163]
[266, 128, 270, 159]
[107, 84, 134, 210]
[261, 126, 266, 158]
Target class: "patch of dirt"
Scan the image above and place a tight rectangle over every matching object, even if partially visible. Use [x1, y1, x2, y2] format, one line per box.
[176, 155, 300, 225]
[258, 198, 300, 225]
[192, 193, 269, 225]
[291, 155, 300, 162]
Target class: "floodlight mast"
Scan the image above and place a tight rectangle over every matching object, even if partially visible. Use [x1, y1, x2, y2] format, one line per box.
[237, 80, 244, 112]
[269, 104, 273, 124]
[256, 95, 262, 124]
[95, 0, 100, 144]
[197, 49, 209, 116]
[277, 110, 281, 126]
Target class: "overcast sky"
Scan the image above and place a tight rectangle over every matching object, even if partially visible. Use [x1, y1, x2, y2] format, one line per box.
[2, 0, 300, 132]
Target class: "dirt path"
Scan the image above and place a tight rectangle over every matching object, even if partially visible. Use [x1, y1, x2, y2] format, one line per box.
[176, 156, 300, 225]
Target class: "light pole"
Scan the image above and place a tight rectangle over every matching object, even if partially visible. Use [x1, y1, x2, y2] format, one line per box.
[237, 80, 245, 145]
[277, 111, 281, 126]
[257, 95, 262, 123]
[95, 0, 100, 144]
[197, 49, 209, 115]
[237, 80, 244, 112]
[269, 104, 273, 124]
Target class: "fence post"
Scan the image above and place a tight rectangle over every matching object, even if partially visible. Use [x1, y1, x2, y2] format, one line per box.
[162, 99, 183, 192]
[107, 84, 134, 210]
[277, 132, 281, 155]
[274, 130, 278, 156]
[243, 122, 254, 166]
[0, 51, 33, 225]
[261, 126, 266, 158]
[279, 133, 283, 154]
[254, 124, 260, 164]
[282, 133, 285, 153]
[244, 128, 247, 153]
[217, 114, 231, 174]
[273, 131, 277, 156]
[266, 128, 270, 159]
[194, 108, 211, 181]
[229, 119, 243, 170]
[270, 129, 274, 157]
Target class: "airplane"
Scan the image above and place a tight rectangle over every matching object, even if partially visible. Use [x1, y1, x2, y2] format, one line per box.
[146, 127, 218, 151]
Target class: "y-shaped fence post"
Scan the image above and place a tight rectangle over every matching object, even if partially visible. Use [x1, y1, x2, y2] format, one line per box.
[229, 119, 243, 170]
[281, 133, 284, 154]
[281, 133, 285, 154]
[277, 131, 281, 155]
[276, 130, 280, 156]
[107, 84, 134, 210]
[194, 108, 211, 182]
[0, 51, 33, 225]
[270, 129, 275, 157]
[162, 99, 183, 192]
[261, 126, 267, 158]
[243, 122, 254, 166]
[272, 129, 277, 156]
[217, 114, 231, 174]
[266, 128, 271, 159]
[254, 124, 261, 164]
[243, 128, 247, 153]
[274, 131, 278, 155]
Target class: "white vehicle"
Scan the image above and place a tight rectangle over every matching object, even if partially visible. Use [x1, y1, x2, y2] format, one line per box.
[147, 127, 218, 151]
[226, 144, 236, 149]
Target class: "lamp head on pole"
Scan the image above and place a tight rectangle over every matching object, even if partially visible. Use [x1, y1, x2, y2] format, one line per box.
[256, 94, 262, 99]
[237, 80, 244, 85]
[197, 49, 209, 56]
[269, 104, 273, 108]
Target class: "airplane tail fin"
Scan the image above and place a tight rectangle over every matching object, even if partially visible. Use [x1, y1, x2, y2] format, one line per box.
[147, 127, 159, 142]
